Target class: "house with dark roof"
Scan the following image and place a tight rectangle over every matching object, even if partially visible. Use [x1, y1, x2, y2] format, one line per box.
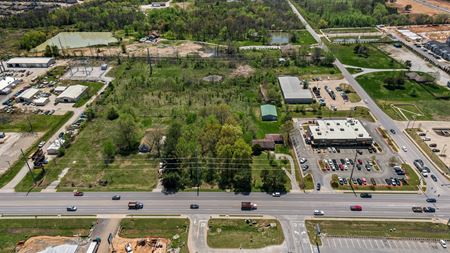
[260, 104, 277, 121]
[251, 134, 284, 150]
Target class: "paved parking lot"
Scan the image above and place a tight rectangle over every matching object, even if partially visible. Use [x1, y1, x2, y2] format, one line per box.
[321, 237, 448, 253]
[309, 78, 365, 111]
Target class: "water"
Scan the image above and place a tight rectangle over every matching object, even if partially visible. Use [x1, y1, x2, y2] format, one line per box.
[35, 32, 118, 51]
[270, 32, 290, 45]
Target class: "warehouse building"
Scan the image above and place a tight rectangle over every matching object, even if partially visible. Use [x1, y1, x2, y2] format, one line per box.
[56, 84, 87, 103]
[0, 77, 19, 94]
[6, 57, 55, 68]
[278, 76, 313, 104]
[15, 88, 40, 103]
[306, 118, 373, 146]
[33, 97, 49, 106]
[260, 104, 277, 121]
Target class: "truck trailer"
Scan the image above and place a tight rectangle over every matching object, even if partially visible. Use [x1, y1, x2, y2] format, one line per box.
[241, 202, 257, 210]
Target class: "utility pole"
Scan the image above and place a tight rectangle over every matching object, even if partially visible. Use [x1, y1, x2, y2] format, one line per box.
[147, 48, 152, 77]
[349, 149, 358, 197]
[21, 149, 35, 184]
[27, 116, 33, 133]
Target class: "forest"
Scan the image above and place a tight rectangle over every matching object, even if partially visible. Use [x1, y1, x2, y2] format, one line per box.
[293, 0, 450, 28]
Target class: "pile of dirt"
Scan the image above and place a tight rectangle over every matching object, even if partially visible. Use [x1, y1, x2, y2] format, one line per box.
[230, 65, 255, 78]
[112, 236, 169, 253]
[17, 236, 83, 253]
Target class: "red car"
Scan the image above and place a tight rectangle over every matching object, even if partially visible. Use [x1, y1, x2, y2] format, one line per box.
[339, 164, 344, 170]
[74, 191, 84, 196]
[361, 177, 367, 185]
[350, 205, 362, 211]
[357, 159, 363, 165]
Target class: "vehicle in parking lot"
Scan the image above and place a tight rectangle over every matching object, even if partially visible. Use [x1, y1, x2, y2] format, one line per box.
[440, 240, 447, 248]
[190, 204, 199, 209]
[300, 158, 307, 164]
[390, 129, 396, 134]
[432, 149, 440, 152]
[421, 171, 428, 177]
[112, 195, 121, 200]
[423, 206, 435, 213]
[360, 193, 372, 198]
[301, 164, 309, 171]
[357, 178, 362, 185]
[316, 183, 321, 191]
[431, 174, 437, 182]
[429, 143, 437, 147]
[272, 192, 281, 197]
[426, 198, 436, 203]
[412, 206, 423, 213]
[314, 210, 325, 216]
[357, 159, 363, 165]
[67, 206, 77, 212]
[361, 177, 367, 185]
[356, 149, 362, 155]
[38, 141, 46, 148]
[418, 132, 426, 136]
[350, 205, 362, 211]
[370, 178, 376, 186]
[402, 146, 408, 152]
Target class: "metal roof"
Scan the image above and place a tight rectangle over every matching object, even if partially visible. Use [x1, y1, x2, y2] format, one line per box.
[6, 57, 54, 64]
[309, 119, 372, 140]
[17, 87, 40, 100]
[57, 85, 87, 99]
[260, 104, 277, 117]
[278, 76, 313, 100]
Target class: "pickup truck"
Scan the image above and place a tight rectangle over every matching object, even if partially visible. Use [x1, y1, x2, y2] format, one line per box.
[412, 206, 423, 213]
[241, 202, 257, 210]
[128, 201, 144, 209]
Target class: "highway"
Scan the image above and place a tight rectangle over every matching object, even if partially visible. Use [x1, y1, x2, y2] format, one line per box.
[287, 0, 450, 196]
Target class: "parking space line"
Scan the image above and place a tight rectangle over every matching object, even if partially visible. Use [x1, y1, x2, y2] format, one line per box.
[392, 240, 399, 248]
[374, 239, 381, 249]
[338, 238, 343, 248]
[332, 238, 337, 248]
[368, 239, 374, 248]
[404, 240, 411, 249]
[350, 238, 356, 248]
[385, 240, 391, 248]
[362, 239, 368, 249]
[355, 239, 362, 248]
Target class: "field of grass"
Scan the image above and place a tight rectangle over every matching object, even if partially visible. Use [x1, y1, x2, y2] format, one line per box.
[356, 71, 450, 121]
[306, 219, 450, 245]
[346, 67, 363, 75]
[330, 44, 404, 69]
[73, 81, 105, 108]
[289, 106, 374, 122]
[0, 218, 95, 253]
[251, 153, 291, 192]
[303, 173, 314, 190]
[207, 219, 284, 248]
[0, 114, 68, 132]
[120, 218, 189, 253]
[293, 30, 317, 45]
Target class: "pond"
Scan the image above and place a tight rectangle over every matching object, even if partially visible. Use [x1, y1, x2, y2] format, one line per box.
[270, 32, 290, 45]
[35, 32, 118, 51]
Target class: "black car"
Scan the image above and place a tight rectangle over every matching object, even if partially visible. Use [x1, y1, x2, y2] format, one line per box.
[429, 143, 437, 147]
[390, 129, 396, 134]
[112, 195, 121, 200]
[190, 204, 199, 209]
[426, 198, 437, 203]
[423, 207, 436, 213]
[432, 149, 440, 152]
[356, 164, 362, 170]
[431, 174, 438, 182]
[357, 178, 362, 185]
[356, 149, 363, 155]
[360, 193, 372, 198]
[316, 183, 321, 191]
[385, 178, 392, 185]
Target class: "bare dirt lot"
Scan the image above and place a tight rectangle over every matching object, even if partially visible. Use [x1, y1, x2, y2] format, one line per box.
[18, 236, 85, 253]
[229, 64, 255, 78]
[390, 0, 445, 15]
[415, 121, 450, 166]
[113, 236, 168, 253]
[406, 24, 450, 42]
[0, 132, 41, 175]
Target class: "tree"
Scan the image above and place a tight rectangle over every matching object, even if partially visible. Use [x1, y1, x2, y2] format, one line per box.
[114, 115, 139, 154]
[354, 45, 369, 57]
[19, 30, 46, 50]
[102, 139, 116, 165]
[409, 88, 418, 97]
[405, 4, 412, 11]
[321, 52, 335, 66]
[312, 47, 321, 64]
[405, 60, 412, 69]
[106, 106, 119, 120]
[261, 168, 287, 193]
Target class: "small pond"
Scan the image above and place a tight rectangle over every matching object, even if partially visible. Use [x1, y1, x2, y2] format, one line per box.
[270, 32, 290, 45]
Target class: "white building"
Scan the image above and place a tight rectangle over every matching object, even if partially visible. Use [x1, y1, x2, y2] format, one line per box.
[278, 76, 313, 104]
[56, 85, 87, 103]
[307, 118, 373, 146]
[33, 97, 50, 106]
[0, 77, 19, 94]
[16, 88, 40, 102]
[47, 138, 65, 155]
[6, 57, 55, 68]
[53, 86, 67, 94]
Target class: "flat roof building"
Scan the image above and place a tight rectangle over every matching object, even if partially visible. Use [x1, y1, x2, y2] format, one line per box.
[260, 104, 277, 121]
[56, 84, 88, 103]
[278, 76, 313, 104]
[33, 97, 49, 106]
[16, 88, 40, 102]
[307, 118, 373, 146]
[6, 57, 55, 68]
[0, 77, 19, 94]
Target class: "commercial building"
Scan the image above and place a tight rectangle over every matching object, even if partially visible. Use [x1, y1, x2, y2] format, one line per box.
[15, 88, 40, 103]
[306, 118, 373, 146]
[0, 77, 19, 94]
[56, 84, 87, 103]
[260, 104, 277, 121]
[33, 97, 49, 106]
[54, 86, 67, 94]
[6, 57, 55, 68]
[278, 76, 313, 104]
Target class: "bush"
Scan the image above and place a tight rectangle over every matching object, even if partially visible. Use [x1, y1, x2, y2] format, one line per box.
[107, 106, 119, 120]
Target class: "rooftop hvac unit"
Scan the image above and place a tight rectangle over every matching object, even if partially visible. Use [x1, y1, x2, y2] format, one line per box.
[336, 122, 340, 125]
[327, 123, 330, 125]
[315, 128, 320, 131]
[340, 128, 344, 131]
[358, 134, 363, 137]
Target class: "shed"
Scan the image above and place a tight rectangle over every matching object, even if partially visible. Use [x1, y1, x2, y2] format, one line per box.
[6, 57, 55, 68]
[54, 86, 67, 94]
[260, 104, 277, 121]
[278, 76, 313, 104]
[56, 85, 87, 103]
[16, 88, 40, 102]
[33, 97, 50, 106]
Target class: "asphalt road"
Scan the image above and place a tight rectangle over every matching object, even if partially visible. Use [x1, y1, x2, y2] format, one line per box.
[0, 192, 448, 218]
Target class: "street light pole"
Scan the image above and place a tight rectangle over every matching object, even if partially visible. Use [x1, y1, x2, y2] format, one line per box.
[349, 149, 359, 197]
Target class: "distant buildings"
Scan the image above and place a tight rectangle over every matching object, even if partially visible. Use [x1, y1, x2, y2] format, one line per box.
[15, 88, 40, 103]
[56, 85, 87, 103]
[424, 38, 450, 61]
[6, 57, 55, 68]
[278, 76, 313, 104]
[306, 119, 373, 146]
[0, 77, 19, 94]
[260, 104, 277, 121]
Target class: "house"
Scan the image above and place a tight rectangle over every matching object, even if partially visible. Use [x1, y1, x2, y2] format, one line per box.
[6, 57, 55, 68]
[278, 76, 313, 104]
[251, 134, 285, 150]
[16, 88, 40, 103]
[56, 85, 87, 103]
[260, 104, 277, 121]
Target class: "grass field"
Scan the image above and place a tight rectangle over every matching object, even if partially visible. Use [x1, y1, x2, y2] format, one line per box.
[289, 106, 374, 122]
[293, 30, 317, 45]
[0, 218, 95, 253]
[207, 219, 284, 248]
[330, 44, 404, 69]
[0, 114, 68, 132]
[120, 218, 189, 253]
[306, 219, 450, 245]
[303, 173, 314, 190]
[356, 71, 450, 121]
[346, 67, 363, 74]
[251, 153, 291, 192]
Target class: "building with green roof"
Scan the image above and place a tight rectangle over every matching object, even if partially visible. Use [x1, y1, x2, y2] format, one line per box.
[260, 104, 277, 121]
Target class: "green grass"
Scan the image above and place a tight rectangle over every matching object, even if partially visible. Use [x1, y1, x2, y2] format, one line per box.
[0, 112, 73, 189]
[306, 219, 450, 246]
[406, 128, 450, 174]
[340, 83, 361, 102]
[0, 114, 68, 132]
[293, 30, 317, 45]
[330, 44, 404, 69]
[322, 27, 379, 34]
[346, 67, 363, 75]
[251, 153, 291, 192]
[289, 106, 374, 122]
[303, 173, 314, 190]
[207, 219, 284, 249]
[73, 82, 105, 108]
[356, 71, 450, 121]
[120, 218, 189, 253]
[0, 218, 95, 253]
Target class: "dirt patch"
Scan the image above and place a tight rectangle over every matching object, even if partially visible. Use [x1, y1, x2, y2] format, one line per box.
[17, 236, 85, 253]
[229, 65, 255, 78]
[389, 0, 444, 15]
[112, 236, 169, 253]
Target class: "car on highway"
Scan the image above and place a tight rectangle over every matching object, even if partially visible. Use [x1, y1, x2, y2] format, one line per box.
[74, 191, 84, 196]
[272, 192, 281, 197]
[423, 207, 436, 213]
[412, 206, 423, 213]
[432, 149, 440, 152]
[350, 205, 362, 211]
[190, 204, 199, 209]
[316, 183, 321, 191]
[112, 195, 121, 200]
[314, 210, 325, 216]
[67, 206, 77, 212]
[300, 158, 307, 164]
[360, 193, 372, 198]
[390, 129, 396, 134]
[401, 146, 408, 152]
[426, 198, 436, 203]
[440, 240, 447, 248]
[431, 174, 438, 182]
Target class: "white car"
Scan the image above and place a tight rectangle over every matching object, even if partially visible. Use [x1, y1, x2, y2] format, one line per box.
[38, 141, 46, 148]
[300, 158, 307, 164]
[314, 210, 325, 216]
[272, 192, 281, 197]
[402, 146, 408, 152]
[440, 240, 447, 248]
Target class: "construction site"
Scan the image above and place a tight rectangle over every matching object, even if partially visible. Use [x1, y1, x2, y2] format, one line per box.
[112, 236, 169, 253]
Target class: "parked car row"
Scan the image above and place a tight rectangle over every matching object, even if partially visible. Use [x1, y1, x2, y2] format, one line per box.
[323, 158, 375, 172]
[338, 176, 376, 186]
